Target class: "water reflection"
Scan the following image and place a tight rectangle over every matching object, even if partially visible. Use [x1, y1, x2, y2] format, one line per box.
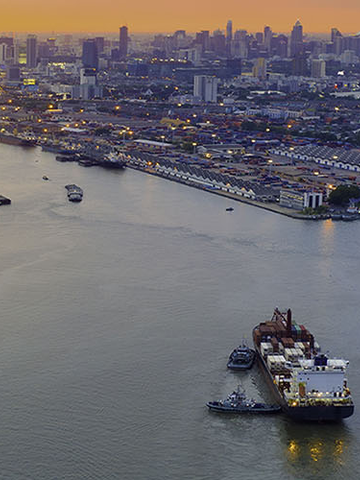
[282, 418, 352, 478]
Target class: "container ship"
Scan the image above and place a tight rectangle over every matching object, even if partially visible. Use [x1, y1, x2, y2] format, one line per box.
[253, 308, 354, 421]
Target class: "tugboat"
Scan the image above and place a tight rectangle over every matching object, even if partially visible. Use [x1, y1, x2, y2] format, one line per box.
[206, 385, 281, 414]
[65, 184, 83, 202]
[227, 342, 256, 370]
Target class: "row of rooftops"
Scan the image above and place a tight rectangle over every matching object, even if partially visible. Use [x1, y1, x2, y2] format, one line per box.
[127, 149, 279, 199]
[273, 144, 360, 168]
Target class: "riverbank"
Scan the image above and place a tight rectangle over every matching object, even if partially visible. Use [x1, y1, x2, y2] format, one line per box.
[126, 162, 326, 221]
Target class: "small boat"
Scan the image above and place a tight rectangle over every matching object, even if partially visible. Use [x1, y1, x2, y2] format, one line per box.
[65, 184, 83, 202]
[206, 385, 281, 414]
[226, 207, 234, 212]
[227, 343, 256, 370]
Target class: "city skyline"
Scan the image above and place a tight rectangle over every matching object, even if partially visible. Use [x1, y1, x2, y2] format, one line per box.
[2, 1, 360, 33]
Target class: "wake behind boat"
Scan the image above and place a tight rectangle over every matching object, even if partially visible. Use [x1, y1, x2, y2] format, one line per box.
[206, 385, 281, 414]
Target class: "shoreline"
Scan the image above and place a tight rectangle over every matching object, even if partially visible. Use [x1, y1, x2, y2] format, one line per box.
[125, 162, 323, 221]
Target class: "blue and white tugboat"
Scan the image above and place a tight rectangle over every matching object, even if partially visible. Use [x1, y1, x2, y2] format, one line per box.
[227, 342, 256, 370]
[206, 385, 281, 414]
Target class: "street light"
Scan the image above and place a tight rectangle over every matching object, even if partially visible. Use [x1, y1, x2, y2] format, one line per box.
[268, 158, 273, 177]
[192, 142, 197, 154]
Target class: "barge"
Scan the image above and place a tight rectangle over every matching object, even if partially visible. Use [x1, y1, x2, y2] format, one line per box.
[253, 308, 354, 421]
[65, 184, 83, 202]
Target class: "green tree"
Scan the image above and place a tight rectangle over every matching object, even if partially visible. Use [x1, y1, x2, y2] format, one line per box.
[328, 184, 360, 206]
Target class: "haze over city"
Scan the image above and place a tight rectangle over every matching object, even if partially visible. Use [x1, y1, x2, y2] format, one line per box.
[2, 0, 360, 32]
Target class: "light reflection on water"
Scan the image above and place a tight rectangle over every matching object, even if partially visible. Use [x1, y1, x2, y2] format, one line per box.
[283, 420, 352, 478]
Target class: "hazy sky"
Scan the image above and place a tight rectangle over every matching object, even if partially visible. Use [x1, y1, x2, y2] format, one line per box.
[1, 0, 360, 33]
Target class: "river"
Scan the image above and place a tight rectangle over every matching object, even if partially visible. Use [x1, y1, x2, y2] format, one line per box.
[0, 143, 358, 479]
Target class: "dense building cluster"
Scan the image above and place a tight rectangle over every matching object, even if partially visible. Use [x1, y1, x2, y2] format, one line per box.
[1, 21, 360, 218]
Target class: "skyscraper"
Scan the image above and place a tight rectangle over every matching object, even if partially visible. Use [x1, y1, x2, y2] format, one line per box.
[195, 30, 210, 52]
[95, 37, 105, 54]
[226, 20, 233, 42]
[26, 34, 37, 68]
[82, 39, 98, 69]
[119, 26, 128, 59]
[290, 20, 303, 57]
[264, 26, 272, 53]
[226, 20, 233, 56]
[331, 28, 342, 44]
[212, 30, 226, 56]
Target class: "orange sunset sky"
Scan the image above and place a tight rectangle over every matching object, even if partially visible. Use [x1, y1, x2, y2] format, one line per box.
[1, 0, 360, 33]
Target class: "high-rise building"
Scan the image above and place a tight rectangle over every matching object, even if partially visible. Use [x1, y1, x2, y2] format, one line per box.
[253, 57, 267, 79]
[290, 20, 303, 57]
[226, 20, 233, 41]
[95, 37, 105, 54]
[311, 59, 326, 78]
[264, 26, 272, 52]
[226, 20, 233, 56]
[212, 30, 226, 56]
[26, 34, 37, 68]
[193, 75, 218, 103]
[292, 54, 307, 76]
[82, 39, 98, 69]
[195, 30, 210, 52]
[0, 36, 14, 63]
[78, 67, 103, 100]
[272, 34, 288, 58]
[119, 26, 129, 58]
[255, 32, 264, 45]
[0, 44, 7, 64]
[331, 28, 342, 44]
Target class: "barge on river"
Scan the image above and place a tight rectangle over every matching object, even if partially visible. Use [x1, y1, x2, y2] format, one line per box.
[253, 308, 354, 422]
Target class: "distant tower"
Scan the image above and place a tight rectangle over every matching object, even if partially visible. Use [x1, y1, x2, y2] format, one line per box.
[264, 26, 272, 52]
[26, 34, 37, 68]
[82, 39, 98, 69]
[226, 20, 233, 56]
[290, 20, 303, 57]
[331, 28, 342, 44]
[226, 20, 233, 42]
[119, 26, 129, 59]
